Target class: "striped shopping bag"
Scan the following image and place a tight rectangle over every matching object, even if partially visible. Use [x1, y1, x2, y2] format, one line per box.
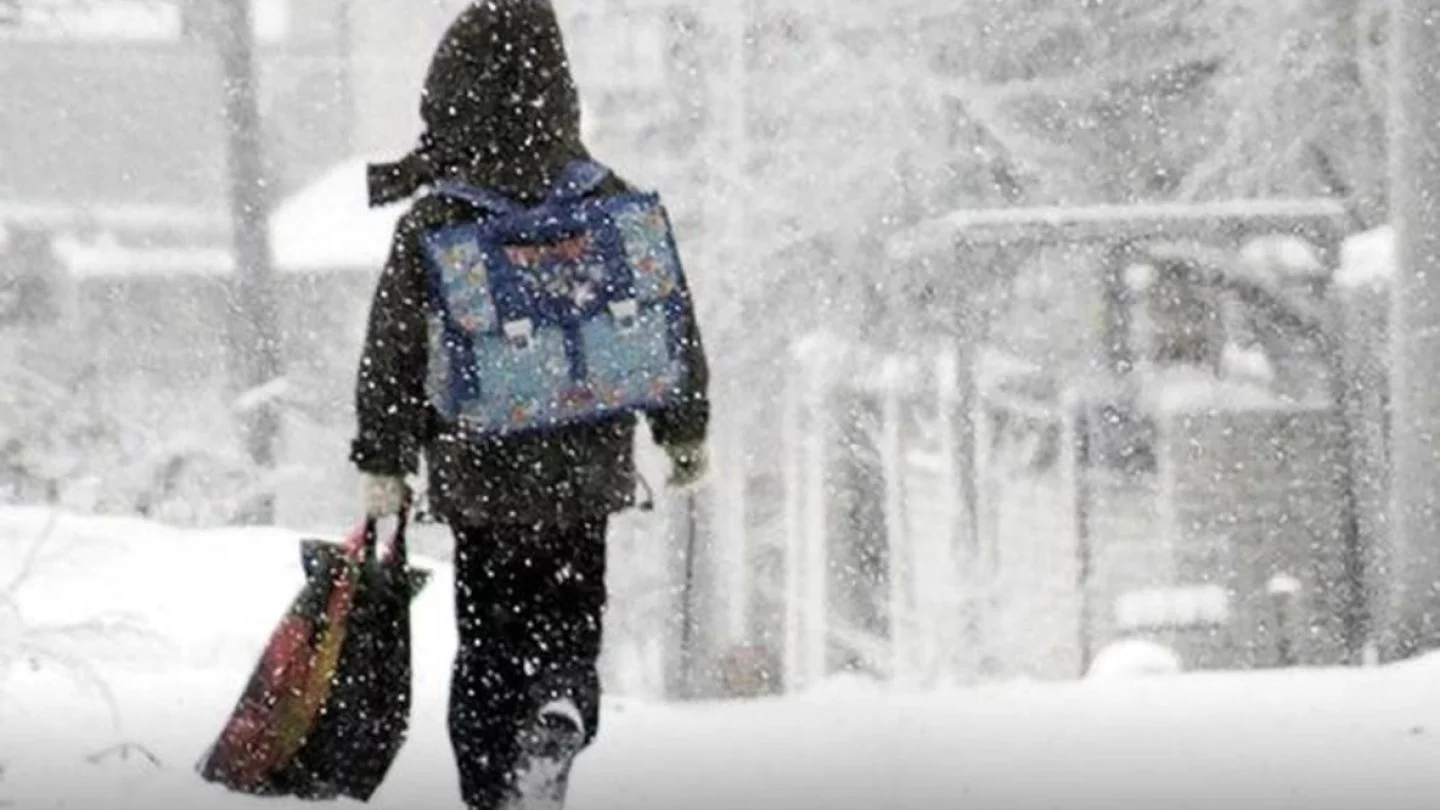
[196, 510, 429, 801]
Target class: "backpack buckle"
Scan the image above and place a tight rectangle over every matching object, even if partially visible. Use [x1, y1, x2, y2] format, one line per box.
[609, 299, 638, 331]
[504, 319, 535, 349]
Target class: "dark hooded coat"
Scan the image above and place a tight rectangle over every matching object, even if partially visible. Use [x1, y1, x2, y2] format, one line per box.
[349, 0, 709, 527]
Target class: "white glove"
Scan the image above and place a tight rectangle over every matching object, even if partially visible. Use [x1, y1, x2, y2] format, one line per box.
[362, 474, 410, 518]
[665, 442, 708, 490]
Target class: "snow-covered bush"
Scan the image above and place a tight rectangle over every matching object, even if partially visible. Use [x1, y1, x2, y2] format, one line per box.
[0, 324, 117, 509]
[1086, 638, 1184, 680]
[0, 512, 157, 731]
[0, 321, 276, 526]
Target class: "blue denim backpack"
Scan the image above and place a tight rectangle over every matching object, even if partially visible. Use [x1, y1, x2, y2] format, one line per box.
[418, 160, 693, 441]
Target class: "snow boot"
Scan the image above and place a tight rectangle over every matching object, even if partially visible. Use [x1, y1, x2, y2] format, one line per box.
[500, 698, 585, 810]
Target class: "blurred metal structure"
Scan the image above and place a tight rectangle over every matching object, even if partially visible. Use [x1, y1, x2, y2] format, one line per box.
[777, 333, 972, 689]
[788, 196, 1366, 684]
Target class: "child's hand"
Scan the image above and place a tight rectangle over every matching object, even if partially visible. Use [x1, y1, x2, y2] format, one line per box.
[665, 442, 708, 490]
[362, 474, 410, 518]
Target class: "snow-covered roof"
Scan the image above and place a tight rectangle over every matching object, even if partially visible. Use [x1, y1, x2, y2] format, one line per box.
[269, 156, 404, 273]
[0, 199, 225, 237]
[887, 198, 1349, 265]
[52, 234, 233, 279]
[1134, 366, 1315, 414]
[13, 157, 403, 278]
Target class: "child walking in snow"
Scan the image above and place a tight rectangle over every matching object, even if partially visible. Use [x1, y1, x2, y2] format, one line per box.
[350, 2, 710, 807]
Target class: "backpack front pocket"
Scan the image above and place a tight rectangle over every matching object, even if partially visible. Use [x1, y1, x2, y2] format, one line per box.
[579, 302, 682, 406]
[462, 321, 573, 429]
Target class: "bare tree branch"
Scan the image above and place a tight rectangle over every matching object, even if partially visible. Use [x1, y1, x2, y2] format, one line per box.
[2, 510, 57, 600]
[17, 644, 123, 732]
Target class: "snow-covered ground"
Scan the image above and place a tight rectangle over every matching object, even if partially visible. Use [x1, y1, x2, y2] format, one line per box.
[2, 506, 1438, 810]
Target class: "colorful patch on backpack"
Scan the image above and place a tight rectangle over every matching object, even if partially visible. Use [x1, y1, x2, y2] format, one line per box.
[431, 237, 497, 334]
[503, 234, 609, 311]
[504, 232, 593, 268]
[613, 204, 681, 299]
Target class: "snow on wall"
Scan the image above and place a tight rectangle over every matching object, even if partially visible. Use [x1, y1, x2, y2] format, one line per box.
[1336, 225, 1394, 292]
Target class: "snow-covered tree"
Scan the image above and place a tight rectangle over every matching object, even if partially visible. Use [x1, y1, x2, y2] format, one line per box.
[1177, 0, 1386, 228]
[922, 0, 1385, 223]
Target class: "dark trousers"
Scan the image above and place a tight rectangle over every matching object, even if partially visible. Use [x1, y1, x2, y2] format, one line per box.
[448, 519, 608, 810]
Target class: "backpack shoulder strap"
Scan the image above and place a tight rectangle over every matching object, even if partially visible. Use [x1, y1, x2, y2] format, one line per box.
[546, 160, 613, 203]
[431, 179, 525, 216]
